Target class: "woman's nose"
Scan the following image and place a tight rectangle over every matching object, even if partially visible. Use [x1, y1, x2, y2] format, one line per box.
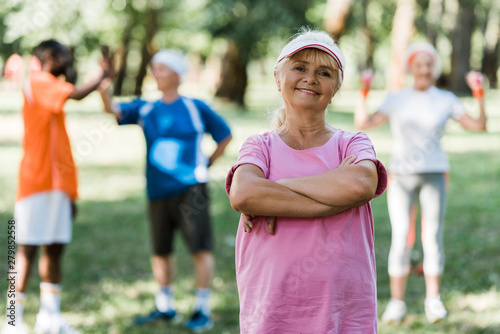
[302, 71, 318, 84]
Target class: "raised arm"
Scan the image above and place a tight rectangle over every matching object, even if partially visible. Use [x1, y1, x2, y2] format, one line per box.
[277, 157, 379, 208]
[354, 97, 389, 130]
[98, 78, 122, 121]
[229, 164, 350, 218]
[459, 71, 487, 131]
[457, 100, 486, 131]
[68, 46, 114, 101]
[68, 73, 107, 101]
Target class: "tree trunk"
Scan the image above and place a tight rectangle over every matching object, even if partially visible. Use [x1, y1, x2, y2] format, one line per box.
[387, 0, 416, 91]
[425, 0, 443, 46]
[360, 0, 376, 69]
[449, 1, 475, 94]
[114, 23, 133, 96]
[215, 41, 248, 107]
[482, 37, 499, 89]
[65, 46, 77, 85]
[134, 8, 159, 96]
[481, 8, 499, 88]
[324, 0, 354, 42]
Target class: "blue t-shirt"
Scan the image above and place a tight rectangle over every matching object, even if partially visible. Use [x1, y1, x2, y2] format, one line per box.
[118, 96, 231, 199]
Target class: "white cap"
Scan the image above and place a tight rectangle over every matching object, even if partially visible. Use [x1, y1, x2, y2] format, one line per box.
[151, 49, 187, 77]
[274, 40, 345, 79]
[405, 42, 441, 79]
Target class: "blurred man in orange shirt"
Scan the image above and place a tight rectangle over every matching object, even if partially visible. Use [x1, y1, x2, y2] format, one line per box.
[2, 40, 112, 334]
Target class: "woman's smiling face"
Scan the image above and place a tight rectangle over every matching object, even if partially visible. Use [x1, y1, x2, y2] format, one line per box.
[276, 49, 341, 112]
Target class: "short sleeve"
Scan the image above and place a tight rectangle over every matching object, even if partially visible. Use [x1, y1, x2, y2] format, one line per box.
[377, 92, 398, 116]
[117, 98, 145, 125]
[341, 131, 388, 198]
[449, 93, 466, 121]
[194, 99, 232, 143]
[31, 74, 74, 113]
[225, 134, 270, 196]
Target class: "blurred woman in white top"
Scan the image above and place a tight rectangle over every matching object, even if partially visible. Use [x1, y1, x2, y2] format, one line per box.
[355, 42, 487, 324]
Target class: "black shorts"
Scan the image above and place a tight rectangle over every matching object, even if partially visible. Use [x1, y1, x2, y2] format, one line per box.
[148, 183, 213, 255]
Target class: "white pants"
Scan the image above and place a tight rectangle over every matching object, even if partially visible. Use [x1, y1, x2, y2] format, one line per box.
[387, 173, 447, 277]
[14, 190, 72, 245]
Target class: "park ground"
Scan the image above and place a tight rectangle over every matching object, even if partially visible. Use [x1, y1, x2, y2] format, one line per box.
[0, 78, 499, 333]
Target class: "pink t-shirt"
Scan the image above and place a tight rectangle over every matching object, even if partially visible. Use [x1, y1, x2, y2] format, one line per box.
[226, 129, 387, 334]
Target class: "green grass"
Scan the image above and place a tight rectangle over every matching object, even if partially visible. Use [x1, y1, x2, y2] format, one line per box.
[0, 82, 499, 333]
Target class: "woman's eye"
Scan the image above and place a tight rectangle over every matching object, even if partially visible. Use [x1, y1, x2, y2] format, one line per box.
[319, 71, 331, 77]
[294, 66, 305, 72]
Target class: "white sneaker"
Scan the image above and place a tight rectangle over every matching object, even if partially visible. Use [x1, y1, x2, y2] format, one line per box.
[425, 295, 447, 323]
[34, 312, 80, 334]
[1, 321, 28, 334]
[381, 299, 407, 323]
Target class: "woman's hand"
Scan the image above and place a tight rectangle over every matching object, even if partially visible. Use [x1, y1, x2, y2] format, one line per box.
[242, 214, 277, 235]
[465, 71, 484, 100]
[242, 214, 254, 233]
[266, 216, 277, 235]
[360, 69, 373, 99]
[340, 154, 356, 167]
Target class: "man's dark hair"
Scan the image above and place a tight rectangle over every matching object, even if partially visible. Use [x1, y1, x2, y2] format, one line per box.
[33, 40, 73, 78]
[33, 40, 67, 65]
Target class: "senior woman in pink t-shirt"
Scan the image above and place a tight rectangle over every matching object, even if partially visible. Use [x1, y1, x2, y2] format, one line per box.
[225, 29, 388, 333]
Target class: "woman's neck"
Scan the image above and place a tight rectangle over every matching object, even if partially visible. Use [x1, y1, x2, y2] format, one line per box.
[413, 82, 433, 91]
[282, 106, 328, 135]
[278, 110, 334, 150]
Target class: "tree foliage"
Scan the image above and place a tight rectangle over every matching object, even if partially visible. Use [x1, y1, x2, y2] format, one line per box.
[202, 0, 322, 105]
[204, 0, 318, 63]
[0, 0, 498, 97]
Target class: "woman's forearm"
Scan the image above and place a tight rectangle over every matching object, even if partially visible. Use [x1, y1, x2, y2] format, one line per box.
[99, 84, 122, 120]
[355, 101, 389, 130]
[474, 98, 487, 130]
[229, 165, 349, 217]
[354, 98, 371, 130]
[458, 101, 487, 131]
[278, 160, 378, 208]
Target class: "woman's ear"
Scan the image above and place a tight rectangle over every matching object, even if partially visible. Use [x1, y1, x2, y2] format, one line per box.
[328, 89, 339, 105]
[329, 80, 342, 104]
[274, 70, 281, 92]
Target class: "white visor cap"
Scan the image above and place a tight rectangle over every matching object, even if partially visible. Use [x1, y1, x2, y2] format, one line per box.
[151, 49, 188, 77]
[405, 42, 442, 79]
[274, 40, 345, 79]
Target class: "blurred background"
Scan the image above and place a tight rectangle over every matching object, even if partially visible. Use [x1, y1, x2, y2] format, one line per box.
[0, 0, 499, 333]
[1, 0, 499, 102]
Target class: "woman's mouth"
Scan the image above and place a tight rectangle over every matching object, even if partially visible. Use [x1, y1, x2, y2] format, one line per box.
[296, 88, 319, 95]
